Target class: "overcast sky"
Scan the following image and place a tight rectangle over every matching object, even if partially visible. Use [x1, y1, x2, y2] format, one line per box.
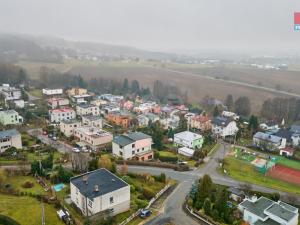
[0, 0, 299, 52]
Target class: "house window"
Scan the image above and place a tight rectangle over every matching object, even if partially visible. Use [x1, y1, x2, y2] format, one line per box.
[119, 151, 123, 156]
[132, 151, 135, 155]
[88, 200, 93, 208]
[132, 144, 135, 148]
[110, 197, 114, 204]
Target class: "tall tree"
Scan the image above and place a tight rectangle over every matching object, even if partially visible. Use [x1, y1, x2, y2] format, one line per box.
[225, 94, 234, 112]
[197, 174, 213, 203]
[131, 80, 140, 94]
[203, 198, 212, 215]
[122, 78, 129, 93]
[248, 115, 259, 133]
[213, 105, 221, 117]
[215, 188, 229, 221]
[234, 96, 251, 116]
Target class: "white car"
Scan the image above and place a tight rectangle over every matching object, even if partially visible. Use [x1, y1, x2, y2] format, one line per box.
[72, 148, 80, 153]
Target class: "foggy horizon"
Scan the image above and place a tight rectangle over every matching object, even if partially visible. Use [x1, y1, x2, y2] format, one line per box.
[0, 0, 299, 54]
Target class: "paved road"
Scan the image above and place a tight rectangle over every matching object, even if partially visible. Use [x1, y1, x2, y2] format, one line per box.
[27, 128, 73, 154]
[127, 143, 300, 225]
[26, 91, 40, 101]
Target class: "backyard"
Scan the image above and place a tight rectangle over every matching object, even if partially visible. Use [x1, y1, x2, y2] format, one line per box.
[0, 194, 64, 225]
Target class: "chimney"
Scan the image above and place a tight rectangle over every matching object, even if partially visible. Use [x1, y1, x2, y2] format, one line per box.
[82, 175, 88, 184]
[94, 185, 99, 192]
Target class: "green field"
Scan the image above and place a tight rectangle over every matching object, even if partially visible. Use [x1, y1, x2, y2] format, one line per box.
[223, 157, 300, 195]
[275, 156, 300, 171]
[28, 89, 43, 98]
[0, 194, 64, 225]
[5, 176, 46, 195]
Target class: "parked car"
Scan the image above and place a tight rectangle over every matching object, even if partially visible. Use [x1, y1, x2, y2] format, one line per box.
[72, 148, 80, 153]
[139, 209, 151, 218]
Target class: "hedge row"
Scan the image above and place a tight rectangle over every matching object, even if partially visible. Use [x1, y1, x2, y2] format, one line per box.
[0, 215, 20, 225]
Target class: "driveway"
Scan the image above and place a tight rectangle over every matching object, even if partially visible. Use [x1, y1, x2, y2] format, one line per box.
[128, 143, 300, 225]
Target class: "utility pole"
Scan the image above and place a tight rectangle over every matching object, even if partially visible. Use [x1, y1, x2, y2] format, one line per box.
[41, 198, 45, 225]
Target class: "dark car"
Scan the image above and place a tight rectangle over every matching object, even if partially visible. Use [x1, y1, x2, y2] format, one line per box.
[139, 209, 151, 218]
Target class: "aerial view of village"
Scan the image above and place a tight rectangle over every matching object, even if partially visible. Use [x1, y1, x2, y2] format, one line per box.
[0, 1, 300, 225]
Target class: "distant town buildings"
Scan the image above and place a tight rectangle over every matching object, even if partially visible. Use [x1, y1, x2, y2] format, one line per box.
[76, 103, 100, 116]
[42, 88, 63, 96]
[49, 108, 76, 123]
[174, 131, 204, 149]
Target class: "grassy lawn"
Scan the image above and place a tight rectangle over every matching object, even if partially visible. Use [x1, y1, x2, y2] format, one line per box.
[0, 194, 64, 225]
[223, 157, 300, 195]
[28, 89, 43, 98]
[275, 156, 300, 171]
[26, 151, 62, 163]
[5, 175, 46, 195]
[206, 143, 221, 156]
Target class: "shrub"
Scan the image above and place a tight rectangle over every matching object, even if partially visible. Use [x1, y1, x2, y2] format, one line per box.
[158, 155, 178, 163]
[0, 215, 21, 225]
[21, 181, 34, 189]
[136, 199, 148, 209]
[122, 176, 133, 185]
[142, 187, 155, 200]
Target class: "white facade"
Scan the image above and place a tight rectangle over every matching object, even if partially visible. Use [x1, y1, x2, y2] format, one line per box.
[178, 147, 195, 157]
[82, 116, 103, 128]
[76, 104, 100, 116]
[70, 169, 130, 216]
[212, 121, 238, 138]
[60, 120, 81, 137]
[49, 108, 76, 123]
[42, 88, 63, 96]
[0, 129, 22, 153]
[0, 85, 22, 101]
[47, 98, 70, 109]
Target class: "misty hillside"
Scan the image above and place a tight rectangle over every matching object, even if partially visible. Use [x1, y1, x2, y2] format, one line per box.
[0, 33, 176, 63]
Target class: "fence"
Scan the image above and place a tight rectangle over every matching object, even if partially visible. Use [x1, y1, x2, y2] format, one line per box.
[118, 184, 171, 225]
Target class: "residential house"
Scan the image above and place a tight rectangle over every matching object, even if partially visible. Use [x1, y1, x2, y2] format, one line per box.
[42, 88, 63, 96]
[82, 115, 103, 128]
[290, 125, 300, 147]
[70, 169, 130, 216]
[112, 132, 153, 161]
[212, 116, 239, 138]
[102, 104, 121, 115]
[76, 104, 100, 116]
[253, 132, 286, 151]
[100, 94, 124, 103]
[74, 126, 113, 150]
[259, 122, 279, 131]
[47, 98, 69, 109]
[123, 101, 134, 111]
[190, 115, 212, 132]
[222, 111, 240, 121]
[91, 98, 108, 107]
[279, 147, 295, 157]
[178, 147, 195, 158]
[66, 88, 88, 97]
[238, 196, 298, 225]
[136, 113, 159, 127]
[174, 131, 204, 149]
[0, 85, 22, 101]
[228, 187, 245, 202]
[13, 99, 25, 109]
[59, 120, 81, 137]
[160, 115, 180, 129]
[274, 129, 294, 146]
[49, 108, 76, 123]
[106, 111, 131, 128]
[0, 110, 23, 125]
[71, 94, 92, 104]
[0, 129, 22, 153]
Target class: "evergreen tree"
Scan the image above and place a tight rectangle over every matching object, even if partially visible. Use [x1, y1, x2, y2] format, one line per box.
[215, 188, 229, 221]
[234, 96, 251, 116]
[197, 174, 213, 203]
[122, 78, 129, 93]
[203, 198, 211, 215]
[248, 115, 259, 133]
[213, 105, 221, 117]
[131, 80, 140, 94]
[225, 94, 234, 111]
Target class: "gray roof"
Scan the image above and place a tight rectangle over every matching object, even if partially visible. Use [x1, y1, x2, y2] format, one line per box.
[253, 132, 282, 144]
[61, 119, 81, 124]
[265, 203, 296, 222]
[212, 116, 233, 127]
[275, 129, 293, 142]
[0, 129, 20, 139]
[82, 115, 102, 121]
[127, 132, 151, 141]
[113, 135, 135, 147]
[290, 125, 300, 134]
[70, 169, 128, 199]
[78, 103, 97, 108]
[254, 219, 280, 225]
[0, 110, 18, 114]
[113, 132, 151, 147]
[228, 187, 245, 196]
[240, 197, 274, 219]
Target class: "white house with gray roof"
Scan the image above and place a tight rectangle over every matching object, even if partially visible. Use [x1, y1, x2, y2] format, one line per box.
[112, 132, 153, 160]
[0, 129, 22, 153]
[212, 116, 238, 138]
[70, 168, 130, 216]
[253, 132, 286, 151]
[238, 196, 298, 225]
